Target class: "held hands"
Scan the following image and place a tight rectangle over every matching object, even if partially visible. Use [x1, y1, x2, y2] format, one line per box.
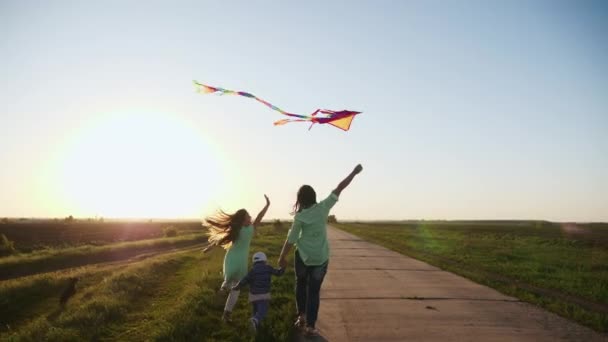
[353, 164, 363, 175]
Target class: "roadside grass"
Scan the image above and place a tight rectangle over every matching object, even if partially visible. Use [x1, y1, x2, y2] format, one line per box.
[335, 222, 608, 333]
[1, 225, 295, 341]
[142, 227, 296, 342]
[0, 233, 206, 280]
[0, 263, 124, 334]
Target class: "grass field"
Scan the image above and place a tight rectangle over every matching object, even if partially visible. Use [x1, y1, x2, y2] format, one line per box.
[5, 219, 605, 339]
[335, 221, 608, 333]
[0, 224, 296, 341]
[0, 219, 203, 252]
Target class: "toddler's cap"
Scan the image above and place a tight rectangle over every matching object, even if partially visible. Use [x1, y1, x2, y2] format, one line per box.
[252, 252, 267, 263]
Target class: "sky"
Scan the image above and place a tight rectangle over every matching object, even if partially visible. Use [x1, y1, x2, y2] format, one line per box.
[1, 0, 607, 221]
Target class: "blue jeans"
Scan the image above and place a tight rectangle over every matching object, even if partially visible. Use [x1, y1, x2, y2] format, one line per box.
[295, 251, 328, 328]
[252, 300, 269, 325]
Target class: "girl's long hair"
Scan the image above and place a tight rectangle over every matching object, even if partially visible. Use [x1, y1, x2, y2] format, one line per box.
[292, 185, 317, 215]
[204, 209, 248, 249]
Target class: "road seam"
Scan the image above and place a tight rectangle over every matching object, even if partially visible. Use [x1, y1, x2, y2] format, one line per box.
[320, 296, 521, 302]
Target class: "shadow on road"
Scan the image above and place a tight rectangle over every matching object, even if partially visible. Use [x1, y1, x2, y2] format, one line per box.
[293, 331, 329, 342]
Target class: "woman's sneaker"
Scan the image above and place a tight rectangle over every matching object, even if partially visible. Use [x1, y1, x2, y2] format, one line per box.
[250, 318, 258, 333]
[304, 326, 321, 337]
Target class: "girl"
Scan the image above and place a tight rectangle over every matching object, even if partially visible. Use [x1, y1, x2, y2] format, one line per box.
[278, 164, 363, 336]
[204, 194, 270, 322]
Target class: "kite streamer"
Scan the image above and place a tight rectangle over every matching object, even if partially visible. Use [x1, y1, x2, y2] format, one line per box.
[194, 81, 361, 131]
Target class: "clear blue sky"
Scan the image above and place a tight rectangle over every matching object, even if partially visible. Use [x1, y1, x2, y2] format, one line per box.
[1, 1, 606, 221]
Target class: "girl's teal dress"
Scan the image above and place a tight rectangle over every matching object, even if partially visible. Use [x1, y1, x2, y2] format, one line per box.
[223, 225, 254, 283]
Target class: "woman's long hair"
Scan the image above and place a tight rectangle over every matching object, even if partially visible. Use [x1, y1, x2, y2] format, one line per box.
[205, 209, 248, 249]
[292, 185, 317, 214]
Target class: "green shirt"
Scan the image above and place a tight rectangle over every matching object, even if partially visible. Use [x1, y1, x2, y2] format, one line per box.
[223, 225, 254, 282]
[287, 193, 338, 266]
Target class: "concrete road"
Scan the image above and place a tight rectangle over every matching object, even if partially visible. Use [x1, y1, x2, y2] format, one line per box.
[307, 226, 606, 341]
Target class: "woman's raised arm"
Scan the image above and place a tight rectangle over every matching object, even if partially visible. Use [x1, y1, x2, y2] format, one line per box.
[252, 194, 270, 227]
[332, 164, 363, 197]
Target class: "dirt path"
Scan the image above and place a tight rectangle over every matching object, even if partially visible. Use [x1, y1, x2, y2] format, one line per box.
[306, 226, 606, 342]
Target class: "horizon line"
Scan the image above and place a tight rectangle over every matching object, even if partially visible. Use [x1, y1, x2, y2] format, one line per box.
[1, 217, 606, 224]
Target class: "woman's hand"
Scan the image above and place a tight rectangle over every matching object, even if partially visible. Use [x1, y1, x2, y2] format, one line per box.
[264, 194, 270, 206]
[353, 164, 363, 175]
[279, 256, 288, 269]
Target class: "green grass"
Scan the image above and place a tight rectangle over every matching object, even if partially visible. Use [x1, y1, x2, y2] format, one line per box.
[0, 225, 295, 341]
[335, 222, 608, 332]
[0, 233, 206, 280]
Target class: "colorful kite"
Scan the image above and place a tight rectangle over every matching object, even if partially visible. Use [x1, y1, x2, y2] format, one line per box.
[193, 81, 361, 131]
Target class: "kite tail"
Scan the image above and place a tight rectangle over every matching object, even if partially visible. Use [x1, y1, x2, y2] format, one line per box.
[194, 81, 308, 118]
[193, 81, 217, 94]
[273, 118, 311, 126]
[194, 81, 361, 131]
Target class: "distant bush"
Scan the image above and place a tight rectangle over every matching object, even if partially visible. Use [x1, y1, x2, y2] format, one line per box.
[0, 234, 16, 257]
[64, 215, 74, 223]
[1, 217, 9, 224]
[272, 219, 285, 231]
[163, 226, 178, 238]
[328, 215, 338, 224]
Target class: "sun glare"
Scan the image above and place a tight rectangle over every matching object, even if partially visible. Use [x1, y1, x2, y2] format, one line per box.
[56, 112, 224, 218]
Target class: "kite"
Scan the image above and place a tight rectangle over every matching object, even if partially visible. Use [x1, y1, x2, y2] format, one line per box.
[193, 81, 361, 131]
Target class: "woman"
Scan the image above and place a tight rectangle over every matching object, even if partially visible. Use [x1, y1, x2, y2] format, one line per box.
[278, 164, 363, 336]
[204, 194, 270, 322]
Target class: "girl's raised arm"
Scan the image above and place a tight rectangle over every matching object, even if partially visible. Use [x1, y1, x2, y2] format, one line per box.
[332, 164, 363, 197]
[252, 194, 270, 227]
